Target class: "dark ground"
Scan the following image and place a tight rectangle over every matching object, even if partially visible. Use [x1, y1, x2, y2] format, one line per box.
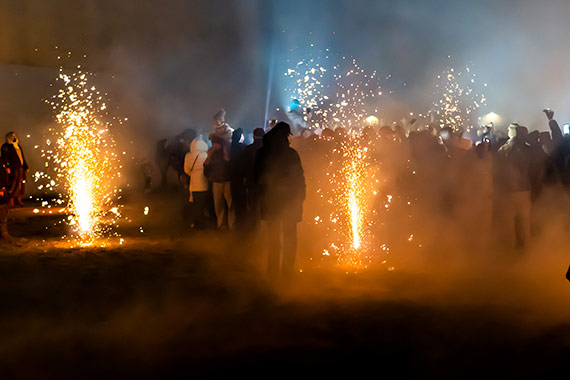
[1, 190, 569, 379]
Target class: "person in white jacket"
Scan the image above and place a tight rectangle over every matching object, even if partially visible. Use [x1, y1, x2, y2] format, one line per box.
[184, 138, 212, 229]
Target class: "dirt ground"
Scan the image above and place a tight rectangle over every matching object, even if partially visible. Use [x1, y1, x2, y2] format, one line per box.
[1, 190, 569, 379]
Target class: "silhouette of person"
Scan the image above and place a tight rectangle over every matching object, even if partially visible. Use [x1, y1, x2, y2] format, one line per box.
[184, 138, 212, 229]
[242, 128, 265, 230]
[496, 124, 532, 249]
[254, 122, 306, 279]
[0, 162, 15, 244]
[205, 134, 234, 230]
[1, 132, 29, 206]
[230, 128, 246, 227]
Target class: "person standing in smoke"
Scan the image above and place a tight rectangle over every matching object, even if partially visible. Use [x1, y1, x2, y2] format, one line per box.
[204, 134, 234, 230]
[141, 157, 153, 193]
[212, 108, 233, 142]
[155, 128, 197, 188]
[286, 99, 306, 136]
[542, 109, 570, 185]
[242, 128, 265, 230]
[254, 122, 306, 279]
[229, 128, 246, 227]
[0, 162, 16, 244]
[496, 124, 532, 249]
[184, 138, 212, 229]
[1, 132, 29, 207]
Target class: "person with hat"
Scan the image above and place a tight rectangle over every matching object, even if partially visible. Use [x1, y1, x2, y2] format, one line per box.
[241, 127, 265, 230]
[254, 122, 306, 279]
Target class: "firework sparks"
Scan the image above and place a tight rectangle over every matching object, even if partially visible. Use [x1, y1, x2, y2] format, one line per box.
[38, 67, 124, 245]
[283, 45, 330, 129]
[327, 57, 384, 131]
[430, 62, 487, 131]
[319, 138, 379, 269]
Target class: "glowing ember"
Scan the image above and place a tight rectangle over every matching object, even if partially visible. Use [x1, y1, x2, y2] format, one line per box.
[38, 66, 124, 244]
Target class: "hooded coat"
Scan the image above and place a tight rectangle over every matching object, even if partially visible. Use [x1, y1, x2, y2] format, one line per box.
[184, 139, 209, 194]
[254, 123, 306, 222]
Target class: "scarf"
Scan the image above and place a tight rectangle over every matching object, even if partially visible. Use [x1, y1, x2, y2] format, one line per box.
[8, 139, 23, 165]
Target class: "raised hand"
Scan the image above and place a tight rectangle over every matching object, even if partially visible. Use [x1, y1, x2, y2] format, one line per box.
[543, 108, 554, 121]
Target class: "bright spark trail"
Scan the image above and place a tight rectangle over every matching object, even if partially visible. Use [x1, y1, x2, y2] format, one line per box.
[38, 65, 124, 245]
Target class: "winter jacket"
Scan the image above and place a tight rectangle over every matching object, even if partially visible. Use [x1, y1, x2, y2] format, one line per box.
[184, 139, 209, 193]
[204, 146, 230, 183]
[254, 129, 306, 222]
[212, 122, 234, 142]
[1, 142, 28, 171]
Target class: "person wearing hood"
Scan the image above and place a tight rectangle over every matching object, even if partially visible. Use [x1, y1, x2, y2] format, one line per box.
[184, 138, 212, 229]
[496, 124, 532, 249]
[1, 132, 29, 207]
[254, 122, 306, 279]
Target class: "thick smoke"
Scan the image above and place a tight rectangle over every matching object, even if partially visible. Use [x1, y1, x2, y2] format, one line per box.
[0, 1, 569, 375]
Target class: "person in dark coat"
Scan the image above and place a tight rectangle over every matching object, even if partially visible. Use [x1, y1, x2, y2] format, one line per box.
[542, 109, 570, 185]
[254, 122, 306, 279]
[242, 128, 265, 230]
[229, 128, 246, 227]
[495, 124, 532, 249]
[155, 129, 197, 188]
[0, 162, 15, 244]
[205, 134, 234, 229]
[1, 132, 29, 206]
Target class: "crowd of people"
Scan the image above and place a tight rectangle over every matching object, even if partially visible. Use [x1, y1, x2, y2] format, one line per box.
[156, 106, 570, 279]
[3, 104, 570, 280]
[179, 109, 306, 279]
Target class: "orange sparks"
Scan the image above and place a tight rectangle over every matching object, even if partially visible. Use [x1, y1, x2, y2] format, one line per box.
[37, 67, 124, 245]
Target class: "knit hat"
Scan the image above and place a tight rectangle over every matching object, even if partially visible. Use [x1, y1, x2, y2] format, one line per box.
[253, 128, 265, 139]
